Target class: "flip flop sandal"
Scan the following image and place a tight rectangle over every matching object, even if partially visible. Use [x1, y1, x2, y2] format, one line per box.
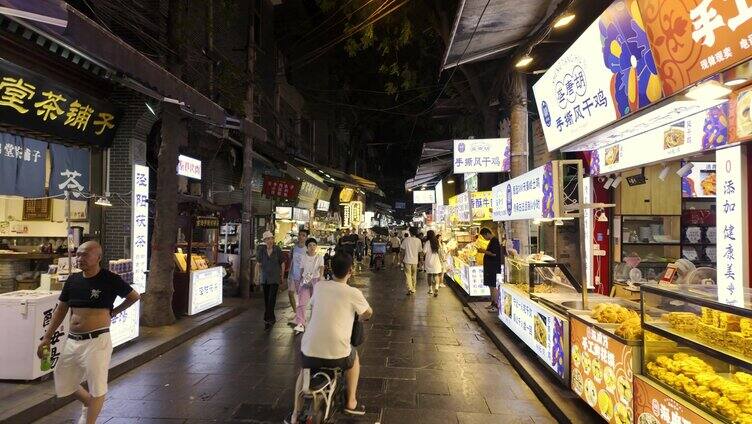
[344, 404, 366, 416]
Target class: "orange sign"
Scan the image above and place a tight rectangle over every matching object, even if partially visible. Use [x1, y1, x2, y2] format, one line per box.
[633, 375, 714, 424]
[570, 317, 636, 424]
[638, 0, 752, 95]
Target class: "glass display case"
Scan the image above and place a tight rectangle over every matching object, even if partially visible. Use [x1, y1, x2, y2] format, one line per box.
[640, 284, 752, 424]
[504, 254, 582, 295]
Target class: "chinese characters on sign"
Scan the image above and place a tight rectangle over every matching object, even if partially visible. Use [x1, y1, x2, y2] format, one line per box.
[0, 59, 118, 147]
[455, 192, 472, 222]
[452, 138, 510, 174]
[716, 146, 747, 305]
[262, 175, 301, 200]
[491, 163, 556, 221]
[470, 191, 493, 221]
[177, 155, 202, 180]
[39, 304, 65, 371]
[633, 376, 713, 424]
[132, 165, 149, 294]
[638, 0, 752, 95]
[49, 144, 90, 199]
[0, 133, 47, 197]
[110, 297, 140, 348]
[188, 266, 223, 315]
[413, 190, 435, 204]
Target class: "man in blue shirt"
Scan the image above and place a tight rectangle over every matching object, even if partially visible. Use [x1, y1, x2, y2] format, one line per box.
[288, 228, 309, 327]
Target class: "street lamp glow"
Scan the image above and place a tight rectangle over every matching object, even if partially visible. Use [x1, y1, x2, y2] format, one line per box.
[515, 55, 533, 68]
[553, 13, 575, 28]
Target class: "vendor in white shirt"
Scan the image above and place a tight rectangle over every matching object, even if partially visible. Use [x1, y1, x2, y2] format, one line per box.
[293, 237, 325, 334]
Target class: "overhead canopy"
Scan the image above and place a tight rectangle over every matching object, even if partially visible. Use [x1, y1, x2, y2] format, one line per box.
[405, 140, 453, 190]
[441, 0, 559, 69]
[291, 158, 385, 197]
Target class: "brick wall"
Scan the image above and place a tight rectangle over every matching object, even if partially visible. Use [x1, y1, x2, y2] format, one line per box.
[102, 88, 159, 262]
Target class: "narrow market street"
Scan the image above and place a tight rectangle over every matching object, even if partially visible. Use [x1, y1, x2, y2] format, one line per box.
[34, 266, 554, 424]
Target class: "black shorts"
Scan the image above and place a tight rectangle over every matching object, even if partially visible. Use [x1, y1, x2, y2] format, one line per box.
[391, 248, 400, 253]
[301, 349, 357, 370]
[483, 271, 497, 288]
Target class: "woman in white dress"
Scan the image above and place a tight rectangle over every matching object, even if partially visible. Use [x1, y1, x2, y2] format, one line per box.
[423, 230, 442, 297]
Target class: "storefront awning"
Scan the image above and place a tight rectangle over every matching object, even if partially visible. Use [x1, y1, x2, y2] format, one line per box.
[291, 158, 385, 197]
[405, 140, 453, 190]
[441, 0, 557, 69]
[0, 0, 235, 128]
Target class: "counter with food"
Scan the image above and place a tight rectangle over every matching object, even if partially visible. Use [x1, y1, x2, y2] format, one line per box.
[442, 228, 490, 298]
[638, 284, 752, 424]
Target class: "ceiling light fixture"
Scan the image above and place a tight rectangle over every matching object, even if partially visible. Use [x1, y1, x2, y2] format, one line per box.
[658, 164, 671, 181]
[685, 80, 731, 100]
[676, 162, 694, 178]
[553, 13, 575, 28]
[145, 102, 157, 116]
[724, 78, 748, 87]
[95, 194, 113, 207]
[447, 178, 454, 184]
[611, 175, 623, 188]
[603, 177, 615, 190]
[515, 55, 533, 68]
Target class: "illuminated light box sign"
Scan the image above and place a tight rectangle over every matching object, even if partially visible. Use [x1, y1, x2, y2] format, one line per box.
[637, 0, 752, 96]
[533, 0, 662, 152]
[292, 207, 310, 223]
[177, 155, 201, 180]
[132, 164, 149, 294]
[491, 162, 556, 221]
[499, 286, 569, 381]
[275, 206, 292, 220]
[413, 190, 436, 204]
[633, 375, 715, 424]
[453, 138, 510, 174]
[111, 298, 139, 347]
[316, 199, 330, 211]
[470, 191, 492, 221]
[454, 191, 472, 222]
[188, 266, 223, 315]
[589, 103, 729, 175]
[682, 162, 717, 198]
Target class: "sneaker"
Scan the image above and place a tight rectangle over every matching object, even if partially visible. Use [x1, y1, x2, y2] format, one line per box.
[433, 291, 438, 297]
[488, 306, 499, 313]
[78, 406, 88, 424]
[406, 290, 413, 296]
[344, 403, 366, 416]
[428, 290, 434, 295]
[485, 303, 496, 310]
[293, 324, 305, 333]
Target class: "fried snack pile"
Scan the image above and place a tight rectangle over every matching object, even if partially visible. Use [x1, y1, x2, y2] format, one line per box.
[647, 354, 752, 423]
[666, 308, 752, 357]
[591, 303, 638, 324]
[615, 317, 642, 340]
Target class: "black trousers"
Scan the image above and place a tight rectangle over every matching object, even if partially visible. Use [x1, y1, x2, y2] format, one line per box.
[262, 284, 279, 323]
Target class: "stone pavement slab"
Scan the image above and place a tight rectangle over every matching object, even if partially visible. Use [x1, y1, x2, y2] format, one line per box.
[32, 267, 557, 423]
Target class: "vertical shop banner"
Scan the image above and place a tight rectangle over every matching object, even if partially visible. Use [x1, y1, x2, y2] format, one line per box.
[716, 145, 748, 306]
[638, 0, 752, 96]
[491, 162, 556, 221]
[49, 143, 89, 198]
[470, 191, 493, 221]
[132, 164, 149, 294]
[453, 138, 511, 173]
[0, 132, 19, 195]
[590, 104, 729, 175]
[533, 0, 663, 152]
[455, 191, 472, 222]
[17, 137, 47, 197]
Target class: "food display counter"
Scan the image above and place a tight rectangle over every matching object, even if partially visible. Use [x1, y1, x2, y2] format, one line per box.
[443, 227, 490, 298]
[639, 284, 752, 424]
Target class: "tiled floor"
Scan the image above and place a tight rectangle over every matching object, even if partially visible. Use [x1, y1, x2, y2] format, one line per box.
[34, 266, 557, 423]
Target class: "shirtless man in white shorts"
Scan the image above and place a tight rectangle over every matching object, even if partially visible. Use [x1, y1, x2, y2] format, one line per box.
[37, 241, 140, 424]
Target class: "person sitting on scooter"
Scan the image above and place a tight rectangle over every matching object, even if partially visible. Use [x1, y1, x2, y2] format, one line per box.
[288, 253, 373, 422]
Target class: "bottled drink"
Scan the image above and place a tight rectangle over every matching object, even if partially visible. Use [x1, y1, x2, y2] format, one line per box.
[40, 346, 51, 371]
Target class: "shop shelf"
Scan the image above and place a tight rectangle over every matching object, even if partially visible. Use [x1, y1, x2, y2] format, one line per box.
[644, 322, 752, 371]
[622, 242, 681, 246]
[681, 223, 716, 227]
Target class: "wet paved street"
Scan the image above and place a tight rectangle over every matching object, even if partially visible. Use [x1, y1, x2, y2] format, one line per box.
[35, 266, 556, 423]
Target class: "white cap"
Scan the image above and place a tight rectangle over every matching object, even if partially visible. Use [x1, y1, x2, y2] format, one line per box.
[262, 231, 274, 240]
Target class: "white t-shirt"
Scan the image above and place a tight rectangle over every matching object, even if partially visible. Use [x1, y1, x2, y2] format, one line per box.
[423, 241, 442, 274]
[400, 236, 423, 265]
[300, 253, 324, 281]
[301, 280, 370, 359]
[389, 236, 400, 248]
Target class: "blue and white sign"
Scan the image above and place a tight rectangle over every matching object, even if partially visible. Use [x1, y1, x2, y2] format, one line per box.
[716, 146, 748, 306]
[0, 133, 47, 197]
[491, 163, 556, 221]
[455, 191, 472, 222]
[110, 298, 139, 348]
[453, 138, 510, 174]
[132, 164, 149, 294]
[49, 144, 89, 198]
[188, 266, 223, 315]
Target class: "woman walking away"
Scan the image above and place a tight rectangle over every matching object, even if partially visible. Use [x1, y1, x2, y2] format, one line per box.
[293, 238, 324, 334]
[255, 231, 286, 331]
[423, 230, 442, 297]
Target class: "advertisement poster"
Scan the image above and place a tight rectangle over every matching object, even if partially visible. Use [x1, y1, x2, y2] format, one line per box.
[633, 376, 714, 424]
[716, 145, 748, 306]
[455, 192, 472, 222]
[188, 266, 223, 315]
[533, 0, 662, 152]
[499, 286, 568, 380]
[570, 318, 636, 424]
[453, 138, 510, 174]
[470, 191, 492, 221]
[638, 0, 752, 96]
[491, 162, 556, 221]
[682, 162, 717, 198]
[590, 104, 728, 175]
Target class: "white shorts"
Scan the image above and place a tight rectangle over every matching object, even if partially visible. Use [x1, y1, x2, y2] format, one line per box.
[54, 331, 113, 398]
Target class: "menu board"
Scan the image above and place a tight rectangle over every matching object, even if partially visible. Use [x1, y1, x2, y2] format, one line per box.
[633, 375, 714, 424]
[498, 286, 568, 381]
[570, 318, 636, 424]
[22, 198, 50, 220]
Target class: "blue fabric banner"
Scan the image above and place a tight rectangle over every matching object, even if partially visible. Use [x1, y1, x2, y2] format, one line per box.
[0, 133, 19, 195]
[16, 137, 48, 198]
[49, 143, 90, 198]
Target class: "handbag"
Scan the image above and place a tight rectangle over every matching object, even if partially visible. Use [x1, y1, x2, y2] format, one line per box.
[350, 313, 365, 346]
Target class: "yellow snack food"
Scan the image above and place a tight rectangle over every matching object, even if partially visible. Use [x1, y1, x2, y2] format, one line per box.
[665, 312, 700, 332]
[591, 303, 638, 324]
[741, 318, 752, 337]
[719, 312, 742, 332]
[615, 317, 642, 340]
